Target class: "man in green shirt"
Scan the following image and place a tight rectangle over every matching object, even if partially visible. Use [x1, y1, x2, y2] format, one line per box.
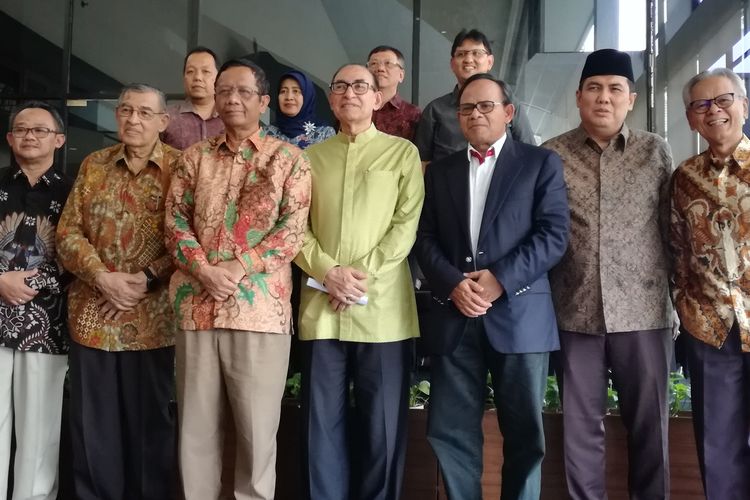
[294, 64, 424, 500]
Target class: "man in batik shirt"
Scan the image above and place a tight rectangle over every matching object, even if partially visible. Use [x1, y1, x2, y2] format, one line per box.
[57, 83, 178, 500]
[671, 67, 750, 499]
[368, 45, 421, 141]
[0, 101, 71, 500]
[165, 59, 310, 500]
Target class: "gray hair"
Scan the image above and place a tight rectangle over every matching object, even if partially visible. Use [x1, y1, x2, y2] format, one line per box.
[682, 68, 747, 108]
[117, 83, 167, 112]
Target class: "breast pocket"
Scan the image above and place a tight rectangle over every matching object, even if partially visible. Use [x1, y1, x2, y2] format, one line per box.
[362, 171, 399, 214]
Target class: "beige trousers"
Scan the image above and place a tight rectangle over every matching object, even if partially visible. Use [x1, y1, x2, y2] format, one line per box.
[0, 349, 67, 500]
[176, 329, 290, 500]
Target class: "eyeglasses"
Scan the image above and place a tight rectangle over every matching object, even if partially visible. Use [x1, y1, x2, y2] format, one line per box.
[215, 86, 262, 100]
[687, 92, 736, 114]
[10, 126, 62, 139]
[329, 81, 375, 95]
[116, 105, 165, 121]
[453, 49, 489, 60]
[458, 100, 507, 116]
[366, 61, 403, 71]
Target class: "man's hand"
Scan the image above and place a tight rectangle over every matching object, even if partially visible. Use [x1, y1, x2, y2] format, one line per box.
[449, 278, 492, 317]
[196, 265, 239, 302]
[323, 266, 368, 305]
[0, 269, 39, 306]
[216, 259, 246, 284]
[97, 296, 126, 321]
[94, 272, 147, 311]
[328, 295, 349, 313]
[464, 269, 504, 303]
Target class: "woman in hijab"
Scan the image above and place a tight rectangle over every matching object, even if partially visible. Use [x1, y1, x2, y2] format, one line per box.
[266, 70, 335, 149]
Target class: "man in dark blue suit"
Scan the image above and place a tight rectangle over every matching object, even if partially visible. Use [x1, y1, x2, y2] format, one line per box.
[415, 73, 569, 500]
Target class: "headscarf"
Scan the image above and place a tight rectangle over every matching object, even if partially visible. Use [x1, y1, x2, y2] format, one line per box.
[274, 70, 327, 138]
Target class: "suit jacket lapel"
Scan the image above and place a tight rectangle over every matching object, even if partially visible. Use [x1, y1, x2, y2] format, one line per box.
[478, 136, 522, 245]
[446, 155, 471, 245]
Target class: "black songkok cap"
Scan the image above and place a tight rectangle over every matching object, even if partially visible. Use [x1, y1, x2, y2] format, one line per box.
[580, 49, 634, 84]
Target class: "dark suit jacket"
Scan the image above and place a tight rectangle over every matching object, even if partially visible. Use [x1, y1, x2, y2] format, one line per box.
[414, 136, 570, 355]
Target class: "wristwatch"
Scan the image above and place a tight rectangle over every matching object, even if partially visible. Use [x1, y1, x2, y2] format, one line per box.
[143, 267, 160, 292]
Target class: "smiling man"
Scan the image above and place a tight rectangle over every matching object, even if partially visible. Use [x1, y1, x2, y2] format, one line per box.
[367, 45, 421, 141]
[165, 58, 311, 500]
[57, 83, 179, 500]
[0, 102, 71, 500]
[161, 46, 224, 150]
[670, 68, 750, 499]
[415, 73, 568, 500]
[294, 64, 423, 500]
[415, 29, 535, 169]
[543, 49, 673, 500]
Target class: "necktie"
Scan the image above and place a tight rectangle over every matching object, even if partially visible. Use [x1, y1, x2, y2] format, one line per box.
[470, 147, 495, 165]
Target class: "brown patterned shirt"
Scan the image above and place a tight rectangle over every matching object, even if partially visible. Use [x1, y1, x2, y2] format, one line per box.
[670, 135, 750, 351]
[543, 124, 673, 334]
[165, 129, 311, 334]
[56, 141, 179, 351]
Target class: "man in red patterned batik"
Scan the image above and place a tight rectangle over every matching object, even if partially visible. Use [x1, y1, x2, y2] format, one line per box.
[165, 58, 311, 500]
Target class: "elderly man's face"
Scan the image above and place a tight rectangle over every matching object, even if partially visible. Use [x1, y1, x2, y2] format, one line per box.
[328, 65, 382, 128]
[183, 51, 217, 102]
[576, 75, 635, 139]
[215, 66, 269, 133]
[687, 75, 748, 149]
[458, 78, 514, 148]
[6, 108, 65, 165]
[450, 40, 494, 86]
[116, 90, 168, 149]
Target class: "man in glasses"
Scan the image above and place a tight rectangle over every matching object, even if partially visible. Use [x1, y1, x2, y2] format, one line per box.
[165, 58, 310, 500]
[56, 83, 178, 499]
[415, 29, 535, 169]
[543, 49, 673, 500]
[367, 45, 421, 141]
[415, 72, 568, 499]
[295, 64, 423, 500]
[161, 46, 224, 150]
[671, 68, 750, 499]
[0, 102, 71, 500]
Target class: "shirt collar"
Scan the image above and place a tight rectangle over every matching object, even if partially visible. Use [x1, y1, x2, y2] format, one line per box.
[218, 127, 265, 154]
[467, 134, 508, 165]
[574, 123, 630, 152]
[709, 134, 750, 170]
[173, 100, 219, 119]
[10, 164, 61, 187]
[112, 140, 168, 172]
[387, 93, 405, 109]
[335, 122, 379, 144]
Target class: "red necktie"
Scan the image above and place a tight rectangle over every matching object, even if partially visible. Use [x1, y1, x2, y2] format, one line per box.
[470, 147, 495, 165]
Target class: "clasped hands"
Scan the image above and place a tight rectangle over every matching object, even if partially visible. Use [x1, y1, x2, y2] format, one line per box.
[449, 269, 504, 318]
[323, 266, 368, 313]
[0, 269, 39, 306]
[94, 271, 149, 321]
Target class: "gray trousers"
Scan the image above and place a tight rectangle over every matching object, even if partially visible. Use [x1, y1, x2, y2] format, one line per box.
[556, 329, 671, 500]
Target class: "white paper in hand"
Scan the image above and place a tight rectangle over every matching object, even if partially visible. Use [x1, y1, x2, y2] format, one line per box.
[306, 277, 368, 305]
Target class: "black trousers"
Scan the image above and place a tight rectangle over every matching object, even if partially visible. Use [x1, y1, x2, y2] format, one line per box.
[556, 329, 671, 500]
[301, 339, 411, 500]
[685, 324, 750, 500]
[69, 342, 176, 500]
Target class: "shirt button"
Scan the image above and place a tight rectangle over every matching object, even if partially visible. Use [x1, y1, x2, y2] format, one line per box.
[465, 256, 473, 263]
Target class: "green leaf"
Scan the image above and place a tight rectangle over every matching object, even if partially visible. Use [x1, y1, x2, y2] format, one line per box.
[250, 273, 269, 296]
[238, 283, 255, 304]
[173, 283, 196, 322]
[224, 201, 238, 231]
[246, 229, 264, 247]
[173, 213, 189, 232]
[182, 189, 194, 206]
[241, 147, 253, 160]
